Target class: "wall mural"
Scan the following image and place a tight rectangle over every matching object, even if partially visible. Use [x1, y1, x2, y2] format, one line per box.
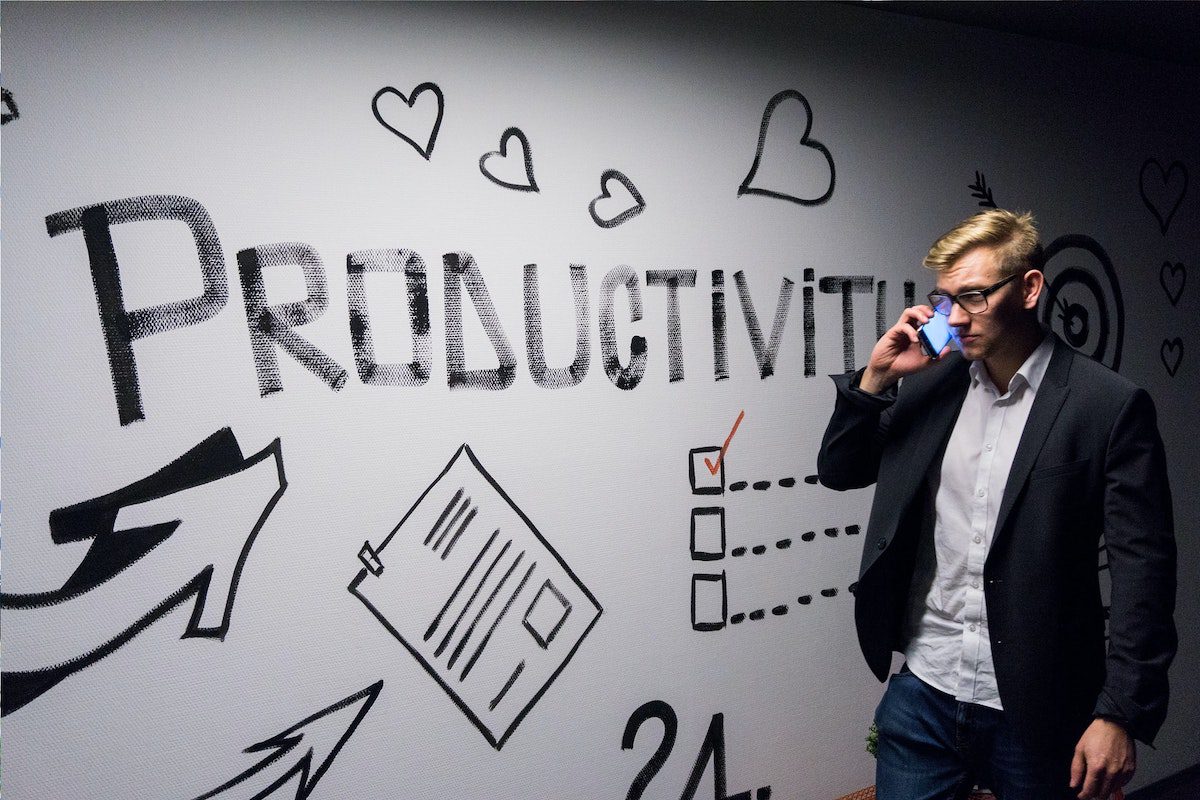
[1, 428, 287, 716]
[350, 444, 602, 749]
[3, 6, 1196, 800]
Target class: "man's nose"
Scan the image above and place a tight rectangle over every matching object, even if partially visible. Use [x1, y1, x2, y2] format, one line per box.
[948, 302, 971, 327]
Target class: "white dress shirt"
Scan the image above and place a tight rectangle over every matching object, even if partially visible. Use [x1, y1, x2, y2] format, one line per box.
[904, 332, 1055, 709]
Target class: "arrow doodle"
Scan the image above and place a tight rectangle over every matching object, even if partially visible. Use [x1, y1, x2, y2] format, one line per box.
[1, 428, 287, 716]
[191, 681, 383, 800]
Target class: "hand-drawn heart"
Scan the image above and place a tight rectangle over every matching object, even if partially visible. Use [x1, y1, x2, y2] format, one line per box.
[372, 82, 444, 160]
[589, 169, 645, 229]
[1139, 159, 1188, 235]
[1161, 337, 1183, 377]
[479, 127, 538, 192]
[739, 89, 835, 206]
[1160, 261, 1186, 306]
[1, 87, 18, 125]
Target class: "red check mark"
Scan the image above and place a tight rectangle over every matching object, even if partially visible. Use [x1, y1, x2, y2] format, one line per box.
[704, 410, 745, 475]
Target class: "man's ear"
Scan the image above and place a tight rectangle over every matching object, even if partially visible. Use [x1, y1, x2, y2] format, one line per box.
[1023, 269, 1045, 310]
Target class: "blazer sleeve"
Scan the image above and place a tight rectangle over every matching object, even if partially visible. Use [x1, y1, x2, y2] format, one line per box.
[817, 368, 898, 491]
[1093, 387, 1177, 746]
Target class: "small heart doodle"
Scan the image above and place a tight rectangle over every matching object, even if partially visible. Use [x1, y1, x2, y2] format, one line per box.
[372, 82, 445, 160]
[1159, 261, 1186, 307]
[1139, 159, 1188, 235]
[589, 169, 645, 229]
[1, 88, 18, 125]
[1160, 337, 1184, 377]
[739, 89, 835, 206]
[479, 127, 538, 192]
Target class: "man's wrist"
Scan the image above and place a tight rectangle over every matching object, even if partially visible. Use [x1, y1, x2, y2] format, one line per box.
[858, 367, 893, 395]
[1093, 714, 1130, 732]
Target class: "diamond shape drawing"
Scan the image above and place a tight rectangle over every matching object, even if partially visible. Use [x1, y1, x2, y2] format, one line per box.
[350, 444, 602, 749]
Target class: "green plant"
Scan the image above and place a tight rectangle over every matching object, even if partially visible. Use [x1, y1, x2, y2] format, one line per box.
[866, 722, 879, 757]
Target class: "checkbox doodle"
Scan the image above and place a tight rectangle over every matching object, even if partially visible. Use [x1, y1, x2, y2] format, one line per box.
[689, 447, 725, 495]
[690, 507, 726, 561]
[691, 572, 728, 632]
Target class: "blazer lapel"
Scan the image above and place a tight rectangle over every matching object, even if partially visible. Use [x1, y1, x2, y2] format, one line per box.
[992, 336, 1074, 542]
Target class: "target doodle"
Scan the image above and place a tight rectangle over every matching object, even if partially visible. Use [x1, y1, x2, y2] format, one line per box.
[1039, 234, 1124, 372]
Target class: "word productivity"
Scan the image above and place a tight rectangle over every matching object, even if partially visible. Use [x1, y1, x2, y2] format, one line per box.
[46, 194, 915, 425]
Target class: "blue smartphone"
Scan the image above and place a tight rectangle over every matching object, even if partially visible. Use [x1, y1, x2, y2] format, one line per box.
[918, 309, 955, 359]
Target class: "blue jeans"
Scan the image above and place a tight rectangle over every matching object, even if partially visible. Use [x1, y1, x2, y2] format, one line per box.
[874, 665, 1076, 800]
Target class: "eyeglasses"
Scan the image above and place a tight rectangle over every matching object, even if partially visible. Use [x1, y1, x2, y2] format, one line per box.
[928, 273, 1019, 314]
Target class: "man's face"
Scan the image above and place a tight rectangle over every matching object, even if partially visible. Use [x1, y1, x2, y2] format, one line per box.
[936, 246, 1030, 363]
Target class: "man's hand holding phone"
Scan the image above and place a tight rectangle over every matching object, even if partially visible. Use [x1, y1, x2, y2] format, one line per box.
[859, 305, 952, 394]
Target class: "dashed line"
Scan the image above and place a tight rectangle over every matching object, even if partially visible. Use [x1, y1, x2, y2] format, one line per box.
[728, 475, 819, 492]
[728, 525, 860, 557]
[728, 583, 856, 624]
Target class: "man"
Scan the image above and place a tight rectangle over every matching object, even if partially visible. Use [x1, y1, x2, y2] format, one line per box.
[817, 210, 1176, 800]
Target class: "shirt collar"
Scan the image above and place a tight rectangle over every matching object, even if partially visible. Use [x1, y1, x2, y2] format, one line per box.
[968, 330, 1055, 396]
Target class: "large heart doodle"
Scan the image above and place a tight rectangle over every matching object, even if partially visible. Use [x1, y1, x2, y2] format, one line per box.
[1139, 159, 1188, 235]
[1160, 261, 1186, 306]
[372, 82, 445, 160]
[1161, 337, 1183, 377]
[739, 89, 835, 206]
[479, 127, 539, 192]
[589, 169, 645, 229]
[1, 87, 18, 125]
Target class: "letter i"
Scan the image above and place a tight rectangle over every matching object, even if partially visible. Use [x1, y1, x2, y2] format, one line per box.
[712, 270, 729, 381]
[804, 268, 815, 377]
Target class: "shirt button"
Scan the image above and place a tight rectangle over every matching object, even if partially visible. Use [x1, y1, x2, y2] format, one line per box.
[973, 535, 982, 544]
[971, 579, 980, 589]
[969, 623, 977, 632]
[977, 489, 986, 497]
[985, 443, 993, 451]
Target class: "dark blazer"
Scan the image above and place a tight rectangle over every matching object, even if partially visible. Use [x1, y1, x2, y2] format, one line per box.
[817, 334, 1176, 751]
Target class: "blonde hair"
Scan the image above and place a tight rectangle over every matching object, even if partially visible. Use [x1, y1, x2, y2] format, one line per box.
[923, 210, 1042, 278]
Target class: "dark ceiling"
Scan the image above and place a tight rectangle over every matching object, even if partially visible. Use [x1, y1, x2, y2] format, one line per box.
[844, 1, 1200, 69]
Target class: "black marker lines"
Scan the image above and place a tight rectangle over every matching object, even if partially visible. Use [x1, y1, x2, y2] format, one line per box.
[1160, 261, 1186, 307]
[728, 475, 817, 491]
[739, 89, 835, 206]
[728, 583, 854, 625]
[968, 171, 997, 208]
[728, 525, 860, 558]
[1139, 159, 1189, 235]
[589, 169, 646, 229]
[479, 127, 539, 192]
[350, 444, 601, 750]
[1, 88, 18, 125]
[372, 82, 444, 160]
[1161, 337, 1184, 377]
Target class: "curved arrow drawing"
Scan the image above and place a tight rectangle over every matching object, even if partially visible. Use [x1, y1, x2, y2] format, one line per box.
[1, 428, 288, 716]
[191, 681, 383, 800]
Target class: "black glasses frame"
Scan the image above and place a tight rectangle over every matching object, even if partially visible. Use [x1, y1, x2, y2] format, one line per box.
[928, 273, 1020, 314]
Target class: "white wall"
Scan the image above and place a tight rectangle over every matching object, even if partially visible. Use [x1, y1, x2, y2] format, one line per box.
[2, 4, 1197, 798]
